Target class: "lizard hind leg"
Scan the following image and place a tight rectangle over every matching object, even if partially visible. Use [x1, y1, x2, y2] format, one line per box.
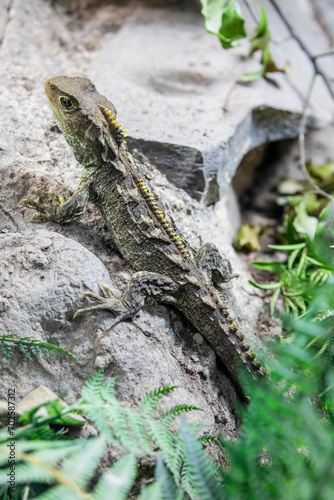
[74, 271, 179, 336]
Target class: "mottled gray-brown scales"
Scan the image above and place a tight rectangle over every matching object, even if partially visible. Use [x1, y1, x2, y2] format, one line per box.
[21, 75, 265, 386]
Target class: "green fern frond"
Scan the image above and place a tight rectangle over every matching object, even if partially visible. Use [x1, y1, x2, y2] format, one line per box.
[93, 453, 137, 500]
[146, 419, 182, 482]
[155, 453, 184, 500]
[137, 482, 163, 500]
[180, 415, 225, 500]
[29, 485, 84, 500]
[197, 434, 223, 449]
[140, 386, 178, 414]
[0, 334, 80, 363]
[1, 439, 105, 499]
[100, 376, 117, 403]
[61, 436, 105, 489]
[17, 397, 84, 434]
[125, 411, 153, 454]
[81, 404, 119, 448]
[0, 373, 213, 498]
[160, 405, 202, 427]
[180, 465, 198, 500]
[0, 440, 84, 485]
[110, 407, 139, 451]
[79, 369, 108, 405]
[0, 462, 54, 486]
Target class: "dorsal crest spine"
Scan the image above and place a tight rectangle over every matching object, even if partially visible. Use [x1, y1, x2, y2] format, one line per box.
[100, 105, 128, 145]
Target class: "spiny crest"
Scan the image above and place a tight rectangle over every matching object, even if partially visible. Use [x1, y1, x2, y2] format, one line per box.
[218, 305, 266, 375]
[204, 280, 221, 305]
[134, 176, 191, 259]
[100, 105, 128, 145]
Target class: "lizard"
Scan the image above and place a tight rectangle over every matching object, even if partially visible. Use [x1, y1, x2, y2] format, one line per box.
[21, 75, 266, 386]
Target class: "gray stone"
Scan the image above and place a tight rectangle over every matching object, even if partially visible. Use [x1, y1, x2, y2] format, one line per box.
[91, 0, 334, 200]
[313, 0, 334, 41]
[0, 229, 238, 431]
[0, 0, 11, 43]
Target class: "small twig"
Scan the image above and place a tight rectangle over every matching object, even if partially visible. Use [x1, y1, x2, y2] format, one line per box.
[265, 0, 334, 198]
[240, 0, 333, 200]
[299, 73, 333, 200]
[269, 0, 334, 102]
[313, 50, 334, 61]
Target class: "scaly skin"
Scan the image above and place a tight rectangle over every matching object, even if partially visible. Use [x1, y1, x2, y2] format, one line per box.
[22, 75, 265, 385]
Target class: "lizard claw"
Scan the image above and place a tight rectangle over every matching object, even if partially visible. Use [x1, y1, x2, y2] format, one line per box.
[20, 187, 67, 222]
[73, 283, 135, 323]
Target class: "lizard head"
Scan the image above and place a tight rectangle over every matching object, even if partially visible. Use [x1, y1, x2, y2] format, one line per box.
[45, 75, 119, 164]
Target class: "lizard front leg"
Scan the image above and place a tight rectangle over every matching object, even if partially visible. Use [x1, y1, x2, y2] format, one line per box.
[21, 186, 90, 223]
[20, 167, 94, 224]
[74, 271, 179, 334]
[197, 242, 238, 287]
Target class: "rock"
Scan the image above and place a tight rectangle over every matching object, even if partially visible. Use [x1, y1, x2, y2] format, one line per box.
[17, 385, 86, 425]
[313, 0, 334, 42]
[91, 1, 334, 200]
[0, 229, 238, 431]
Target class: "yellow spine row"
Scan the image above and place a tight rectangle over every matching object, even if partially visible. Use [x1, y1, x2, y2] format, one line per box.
[135, 177, 191, 258]
[100, 105, 128, 143]
[204, 281, 221, 305]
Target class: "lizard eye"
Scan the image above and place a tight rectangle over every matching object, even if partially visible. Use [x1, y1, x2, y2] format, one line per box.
[59, 96, 75, 109]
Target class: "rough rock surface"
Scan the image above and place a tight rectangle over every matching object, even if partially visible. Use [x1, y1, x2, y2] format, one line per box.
[0, 0, 333, 439]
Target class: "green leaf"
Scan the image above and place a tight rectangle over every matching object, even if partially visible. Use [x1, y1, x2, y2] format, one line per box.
[308, 161, 334, 183]
[251, 261, 284, 274]
[62, 437, 106, 489]
[249, 5, 270, 54]
[288, 247, 303, 270]
[160, 405, 202, 427]
[201, 0, 226, 35]
[268, 243, 306, 251]
[293, 203, 318, 239]
[270, 286, 281, 315]
[200, 0, 247, 49]
[277, 178, 305, 195]
[155, 454, 184, 500]
[249, 280, 281, 290]
[0, 335, 80, 363]
[241, 67, 265, 82]
[315, 200, 334, 243]
[234, 223, 261, 251]
[218, 0, 247, 49]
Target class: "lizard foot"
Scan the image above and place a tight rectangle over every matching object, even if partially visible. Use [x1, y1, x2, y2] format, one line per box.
[74, 272, 178, 337]
[73, 283, 137, 334]
[20, 187, 66, 222]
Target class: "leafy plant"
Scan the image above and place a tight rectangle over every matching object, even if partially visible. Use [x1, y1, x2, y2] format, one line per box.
[242, 6, 286, 82]
[250, 196, 334, 316]
[0, 377, 219, 499]
[220, 275, 334, 500]
[201, 0, 247, 49]
[2, 201, 334, 499]
[1, 271, 334, 499]
[200, 1, 286, 81]
[0, 334, 80, 363]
